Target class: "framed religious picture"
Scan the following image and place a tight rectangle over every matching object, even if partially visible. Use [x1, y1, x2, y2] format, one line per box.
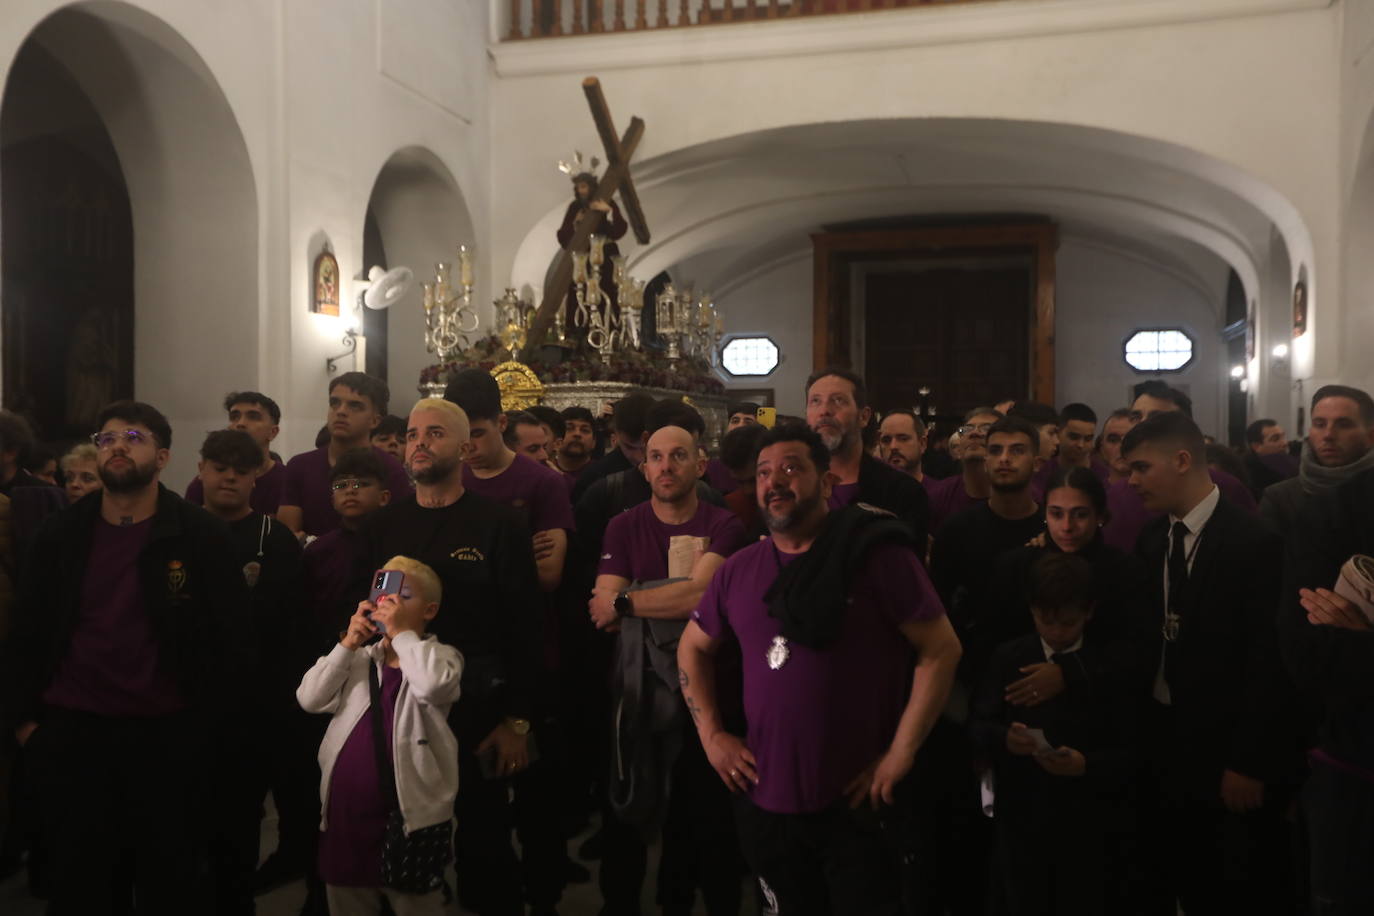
[1292, 279, 1308, 338]
[312, 250, 340, 316]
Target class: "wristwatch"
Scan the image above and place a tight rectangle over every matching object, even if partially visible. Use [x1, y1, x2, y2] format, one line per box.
[505, 717, 532, 736]
[614, 590, 635, 618]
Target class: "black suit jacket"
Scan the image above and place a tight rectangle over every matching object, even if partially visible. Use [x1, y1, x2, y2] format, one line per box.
[1136, 497, 1301, 793]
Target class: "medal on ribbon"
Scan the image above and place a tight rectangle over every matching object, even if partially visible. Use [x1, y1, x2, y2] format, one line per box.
[767, 635, 789, 671]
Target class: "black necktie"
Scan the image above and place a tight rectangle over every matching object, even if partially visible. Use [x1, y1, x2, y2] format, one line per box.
[1164, 520, 1189, 686]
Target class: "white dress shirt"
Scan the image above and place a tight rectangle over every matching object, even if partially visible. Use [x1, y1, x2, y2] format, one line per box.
[1154, 484, 1220, 705]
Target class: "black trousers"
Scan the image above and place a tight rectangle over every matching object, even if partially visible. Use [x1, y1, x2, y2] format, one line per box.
[1137, 705, 1296, 916]
[30, 707, 207, 916]
[599, 733, 744, 916]
[732, 794, 901, 916]
[1304, 758, 1374, 916]
[453, 717, 568, 915]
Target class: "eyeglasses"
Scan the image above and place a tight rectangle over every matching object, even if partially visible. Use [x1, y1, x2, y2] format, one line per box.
[957, 423, 995, 437]
[92, 429, 154, 450]
[330, 478, 378, 492]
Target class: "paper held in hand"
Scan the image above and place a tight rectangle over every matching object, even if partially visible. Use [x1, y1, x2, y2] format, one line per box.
[1333, 554, 1374, 624]
[668, 535, 710, 580]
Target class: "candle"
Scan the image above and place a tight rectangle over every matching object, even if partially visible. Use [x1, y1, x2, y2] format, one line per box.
[423, 283, 434, 312]
[589, 234, 605, 267]
[572, 251, 587, 284]
[458, 246, 474, 287]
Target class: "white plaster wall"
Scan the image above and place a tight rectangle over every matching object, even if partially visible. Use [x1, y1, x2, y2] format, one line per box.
[0, 0, 491, 489]
[712, 237, 1230, 433]
[1054, 239, 1226, 436]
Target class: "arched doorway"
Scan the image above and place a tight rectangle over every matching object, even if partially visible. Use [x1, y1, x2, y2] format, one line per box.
[1, 39, 132, 443]
[0, 3, 258, 487]
[363, 147, 473, 402]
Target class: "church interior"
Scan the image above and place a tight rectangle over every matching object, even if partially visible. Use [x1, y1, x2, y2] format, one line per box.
[1, 0, 1371, 913]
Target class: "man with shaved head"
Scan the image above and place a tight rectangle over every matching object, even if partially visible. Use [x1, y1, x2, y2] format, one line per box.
[364, 397, 548, 916]
[590, 419, 749, 916]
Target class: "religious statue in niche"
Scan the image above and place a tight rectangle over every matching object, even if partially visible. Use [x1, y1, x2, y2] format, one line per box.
[1292, 278, 1307, 338]
[556, 152, 627, 332]
[312, 249, 340, 316]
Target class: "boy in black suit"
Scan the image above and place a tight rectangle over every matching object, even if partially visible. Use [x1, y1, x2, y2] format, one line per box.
[1122, 411, 1302, 915]
[972, 551, 1134, 915]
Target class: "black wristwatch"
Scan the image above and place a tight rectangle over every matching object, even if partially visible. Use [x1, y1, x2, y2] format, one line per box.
[614, 590, 635, 618]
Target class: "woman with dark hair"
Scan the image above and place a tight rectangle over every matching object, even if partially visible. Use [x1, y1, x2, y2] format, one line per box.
[978, 464, 1155, 705]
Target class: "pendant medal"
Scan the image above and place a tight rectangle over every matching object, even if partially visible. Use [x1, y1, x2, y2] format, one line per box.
[767, 635, 790, 670]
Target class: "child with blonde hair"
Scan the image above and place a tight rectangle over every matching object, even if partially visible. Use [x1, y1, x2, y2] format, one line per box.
[297, 555, 462, 915]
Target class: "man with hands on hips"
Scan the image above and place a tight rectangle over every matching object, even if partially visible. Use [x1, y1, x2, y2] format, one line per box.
[678, 423, 961, 915]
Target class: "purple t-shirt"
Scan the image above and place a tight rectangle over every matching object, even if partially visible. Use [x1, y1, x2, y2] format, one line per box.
[304, 526, 369, 631]
[185, 460, 287, 516]
[693, 539, 944, 814]
[462, 454, 574, 534]
[1102, 468, 1258, 552]
[599, 499, 747, 582]
[827, 482, 861, 511]
[43, 518, 185, 716]
[281, 446, 413, 538]
[704, 458, 737, 495]
[318, 663, 401, 886]
[924, 474, 986, 536]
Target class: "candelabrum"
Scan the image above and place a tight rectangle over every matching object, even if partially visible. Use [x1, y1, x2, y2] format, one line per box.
[656, 283, 683, 361]
[495, 287, 534, 354]
[422, 245, 479, 362]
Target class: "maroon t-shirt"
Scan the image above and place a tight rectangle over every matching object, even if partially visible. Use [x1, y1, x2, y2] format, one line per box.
[827, 481, 861, 511]
[462, 454, 574, 534]
[281, 446, 413, 538]
[693, 538, 944, 814]
[185, 460, 287, 516]
[318, 663, 401, 887]
[599, 500, 746, 582]
[43, 518, 185, 716]
[924, 474, 986, 536]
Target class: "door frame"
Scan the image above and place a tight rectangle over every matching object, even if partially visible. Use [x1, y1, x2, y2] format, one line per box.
[811, 222, 1058, 404]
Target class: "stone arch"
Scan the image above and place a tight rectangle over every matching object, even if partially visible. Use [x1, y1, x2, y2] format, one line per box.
[362, 146, 474, 406]
[0, 1, 258, 486]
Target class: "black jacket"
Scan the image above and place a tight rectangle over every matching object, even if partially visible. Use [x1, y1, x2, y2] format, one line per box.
[855, 452, 929, 548]
[0, 485, 251, 733]
[1280, 468, 1374, 772]
[983, 536, 1155, 700]
[1136, 497, 1302, 794]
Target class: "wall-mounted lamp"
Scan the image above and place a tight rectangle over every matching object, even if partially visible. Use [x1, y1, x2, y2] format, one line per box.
[1230, 365, 1245, 380]
[325, 328, 358, 375]
[1271, 343, 1289, 360]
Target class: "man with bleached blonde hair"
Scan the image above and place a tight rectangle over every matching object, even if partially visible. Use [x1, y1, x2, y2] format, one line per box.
[364, 396, 549, 915]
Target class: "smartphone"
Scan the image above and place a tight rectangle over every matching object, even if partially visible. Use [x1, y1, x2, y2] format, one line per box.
[368, 569, 405, 635]
[756, 407, 777, 429]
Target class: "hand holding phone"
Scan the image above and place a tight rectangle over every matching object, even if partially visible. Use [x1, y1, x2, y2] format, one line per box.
[368, 569, 406, 637]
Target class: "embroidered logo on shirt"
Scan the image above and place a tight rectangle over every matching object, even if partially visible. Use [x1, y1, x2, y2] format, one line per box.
[601, 553, 612, 560]
[167, 560, 188, 596]
[451, 546, 485, 562]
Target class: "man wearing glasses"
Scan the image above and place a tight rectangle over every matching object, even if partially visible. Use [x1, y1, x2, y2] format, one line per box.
[0, 400, 249, 913]
[922, 407, 1003, 536]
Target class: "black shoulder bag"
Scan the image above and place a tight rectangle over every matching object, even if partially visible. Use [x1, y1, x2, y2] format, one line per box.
[367, 662, 452, 894]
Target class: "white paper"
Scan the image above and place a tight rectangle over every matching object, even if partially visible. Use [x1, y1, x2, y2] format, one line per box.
[668, 535, 709, 580]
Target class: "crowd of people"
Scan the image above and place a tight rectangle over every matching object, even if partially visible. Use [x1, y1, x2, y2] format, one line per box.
[0, 365, 1369, 916]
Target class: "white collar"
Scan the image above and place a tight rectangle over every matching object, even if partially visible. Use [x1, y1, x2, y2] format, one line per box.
[1168, 484, 1220, 536]
[1041, 636, 1083, 661]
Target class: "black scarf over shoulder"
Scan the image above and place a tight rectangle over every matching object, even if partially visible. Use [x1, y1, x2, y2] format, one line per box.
[764, 503, 919, 650]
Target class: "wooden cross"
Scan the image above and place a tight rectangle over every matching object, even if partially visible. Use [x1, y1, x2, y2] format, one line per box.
[519, 77, 651, 363]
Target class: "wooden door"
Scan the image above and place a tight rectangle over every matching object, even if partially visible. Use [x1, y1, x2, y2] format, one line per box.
[864, 266, 1030, 417]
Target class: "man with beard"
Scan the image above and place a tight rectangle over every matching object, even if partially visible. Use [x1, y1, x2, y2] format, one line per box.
[556, 169, 628, 331]
[1097, 408, 1136, 485]
[925, 416, 1047, 916]
[1260, 385, 1374, 534]
[1243, 418, 1299, 499]
[555, 406, 597, 488]
[589, 423, 749, 916]
[363, 397, 546, 916]
[0, 400, 248, 913]
[878, 408, 927, 483]
[805, 369, 929, 546]
[677, 423, 960, 914]
[923, 407, 1001, 537]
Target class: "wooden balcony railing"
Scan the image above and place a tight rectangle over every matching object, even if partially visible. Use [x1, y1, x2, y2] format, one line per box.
[505, 0, 996, 40]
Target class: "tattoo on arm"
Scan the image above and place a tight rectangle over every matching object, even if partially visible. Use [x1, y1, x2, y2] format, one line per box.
[684, 693, 702, 721]
[678, 669, 689, 688]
